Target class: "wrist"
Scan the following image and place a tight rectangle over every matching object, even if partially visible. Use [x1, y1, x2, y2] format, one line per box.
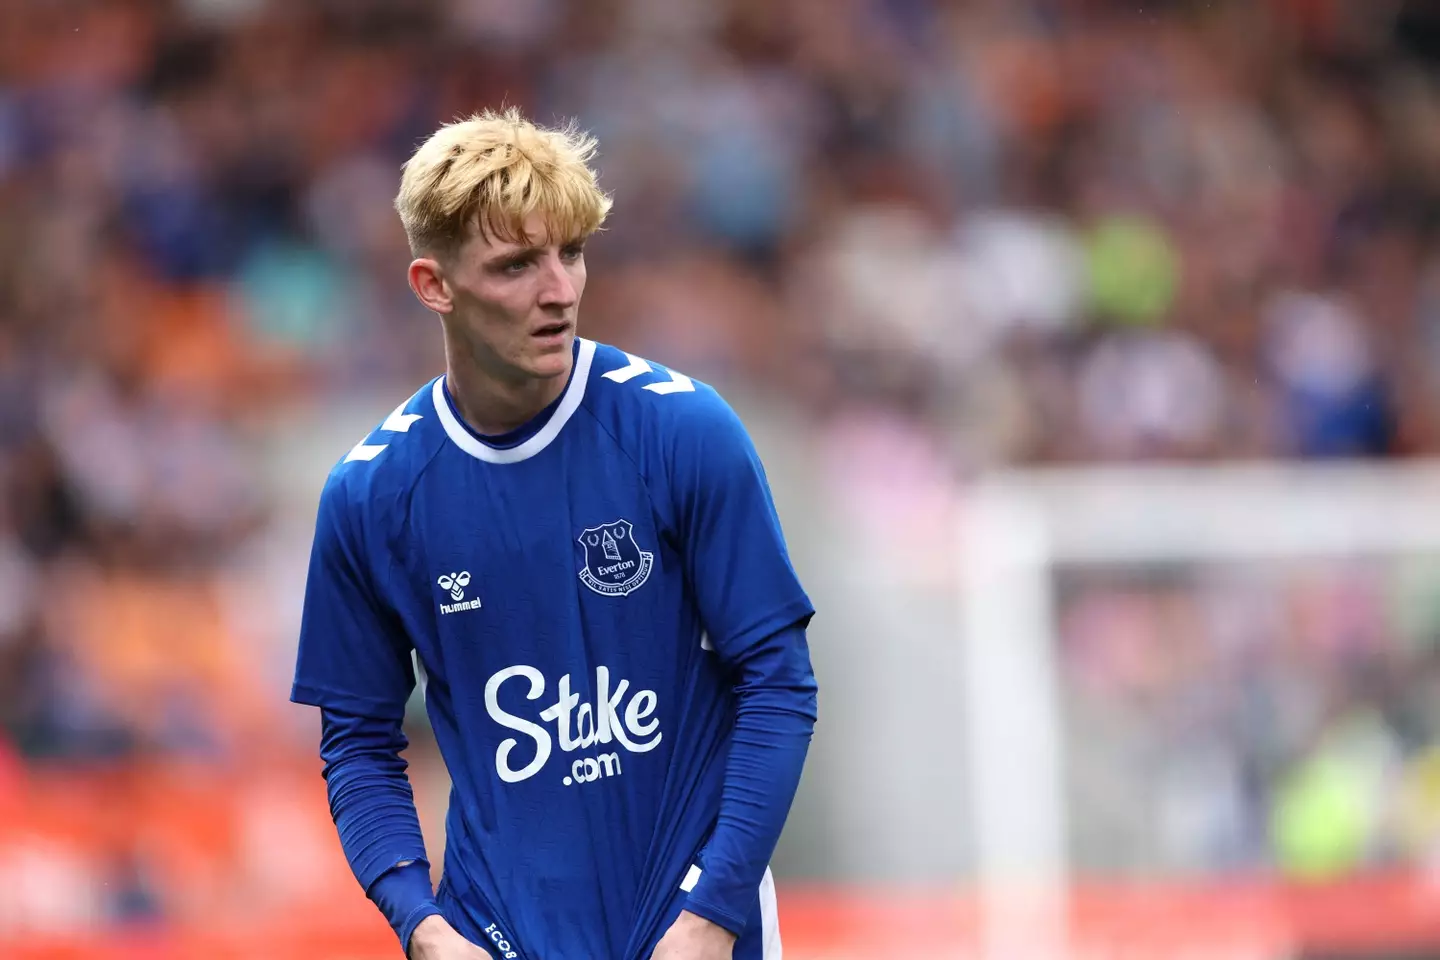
[681, 896, 747, 939]
[400, 903, 446, 957]
[406, 913, 452, 959]
[369, 861, 441, 953]
[678, 909, 739, 943]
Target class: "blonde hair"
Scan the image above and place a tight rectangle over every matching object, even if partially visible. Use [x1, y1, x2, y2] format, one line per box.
[395, 107, 613, 257]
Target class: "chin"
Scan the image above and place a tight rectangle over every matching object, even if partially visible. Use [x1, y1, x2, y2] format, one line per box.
[526, 342, 574, 379]
[530, 359, 570, 380]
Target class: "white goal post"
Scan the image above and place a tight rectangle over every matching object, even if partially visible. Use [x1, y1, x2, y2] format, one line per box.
[956, 462, 1440, 958]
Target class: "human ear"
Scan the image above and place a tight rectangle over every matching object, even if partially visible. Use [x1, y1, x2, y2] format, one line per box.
[408, 257, 454, 314]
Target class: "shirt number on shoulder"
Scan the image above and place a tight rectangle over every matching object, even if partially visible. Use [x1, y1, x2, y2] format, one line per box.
[344, 404, 423, 463]
[601, 352, 694, 395]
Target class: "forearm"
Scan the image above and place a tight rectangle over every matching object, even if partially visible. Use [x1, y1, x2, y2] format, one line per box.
[686, 622, 817, 933]
[320, 707, 443, 952]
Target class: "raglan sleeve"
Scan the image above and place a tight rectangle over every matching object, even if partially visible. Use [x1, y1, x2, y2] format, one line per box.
[670, 389, 815, 656]
[669, 386, 819, 936]
[291, 472, 417, 720]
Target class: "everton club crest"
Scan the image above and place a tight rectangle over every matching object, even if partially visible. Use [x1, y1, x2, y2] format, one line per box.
[577, 519, 654, 597]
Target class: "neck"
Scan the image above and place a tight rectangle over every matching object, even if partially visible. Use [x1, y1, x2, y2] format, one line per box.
[443, 337, 571, 437]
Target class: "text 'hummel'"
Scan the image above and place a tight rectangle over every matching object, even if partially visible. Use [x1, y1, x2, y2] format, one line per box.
[437, 571, 481, 615]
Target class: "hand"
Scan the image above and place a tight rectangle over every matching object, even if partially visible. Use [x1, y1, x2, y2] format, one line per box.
[407, 915, 493, 960]
[651, 910, 738, 960]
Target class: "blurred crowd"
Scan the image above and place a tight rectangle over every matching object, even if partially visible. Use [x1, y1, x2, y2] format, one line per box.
[5, 0, 1440, 926]
[1061, 560, 1440, 880]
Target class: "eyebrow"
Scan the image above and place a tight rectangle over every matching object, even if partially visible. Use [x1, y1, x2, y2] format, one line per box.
[484, 245, 543, 265]
[483, 238, 586, 265]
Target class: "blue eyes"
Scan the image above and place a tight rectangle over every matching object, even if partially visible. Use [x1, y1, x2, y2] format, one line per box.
[500, 248, 583, 274]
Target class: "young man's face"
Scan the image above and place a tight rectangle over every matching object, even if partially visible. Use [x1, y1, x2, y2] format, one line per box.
[442, 212, 588, 383]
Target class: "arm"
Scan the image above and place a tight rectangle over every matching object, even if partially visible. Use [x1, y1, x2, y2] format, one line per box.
[320, 707, 442, 953]
[661, 389, 819, 941]
[682, 620, 816, 934]
[291, 477, 481, 956]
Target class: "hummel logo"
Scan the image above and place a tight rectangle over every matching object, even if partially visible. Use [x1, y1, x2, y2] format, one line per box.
[438, 572, 471, 601]
[437, 572, 481, 615]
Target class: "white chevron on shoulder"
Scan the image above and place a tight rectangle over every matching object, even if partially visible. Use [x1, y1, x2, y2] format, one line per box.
[601, 352, 694, 395]
[601, 352, 653, 383]
[642, 370, 694, 395]
[345, 402, 423, 463]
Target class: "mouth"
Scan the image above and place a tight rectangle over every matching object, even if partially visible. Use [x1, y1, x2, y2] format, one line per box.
[532, 321, 571, 339]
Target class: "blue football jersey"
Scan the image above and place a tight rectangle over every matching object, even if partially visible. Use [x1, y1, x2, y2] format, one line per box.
[291, 338, 814, 959]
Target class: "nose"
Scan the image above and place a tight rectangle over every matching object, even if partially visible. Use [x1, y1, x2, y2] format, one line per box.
[537, 254, 578, 309]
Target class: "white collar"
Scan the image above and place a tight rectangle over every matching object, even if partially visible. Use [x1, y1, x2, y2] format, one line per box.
[432, 337, 595, 464]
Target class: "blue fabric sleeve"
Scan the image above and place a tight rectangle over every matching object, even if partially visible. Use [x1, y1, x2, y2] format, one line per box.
[684, 621, 817, 935]
[670, 387, 815, 657]
[292, 476, 416, 720]
[371, 862, 444, 954]
[668, 387, 819, 934]
[320, 707, 441, 953]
